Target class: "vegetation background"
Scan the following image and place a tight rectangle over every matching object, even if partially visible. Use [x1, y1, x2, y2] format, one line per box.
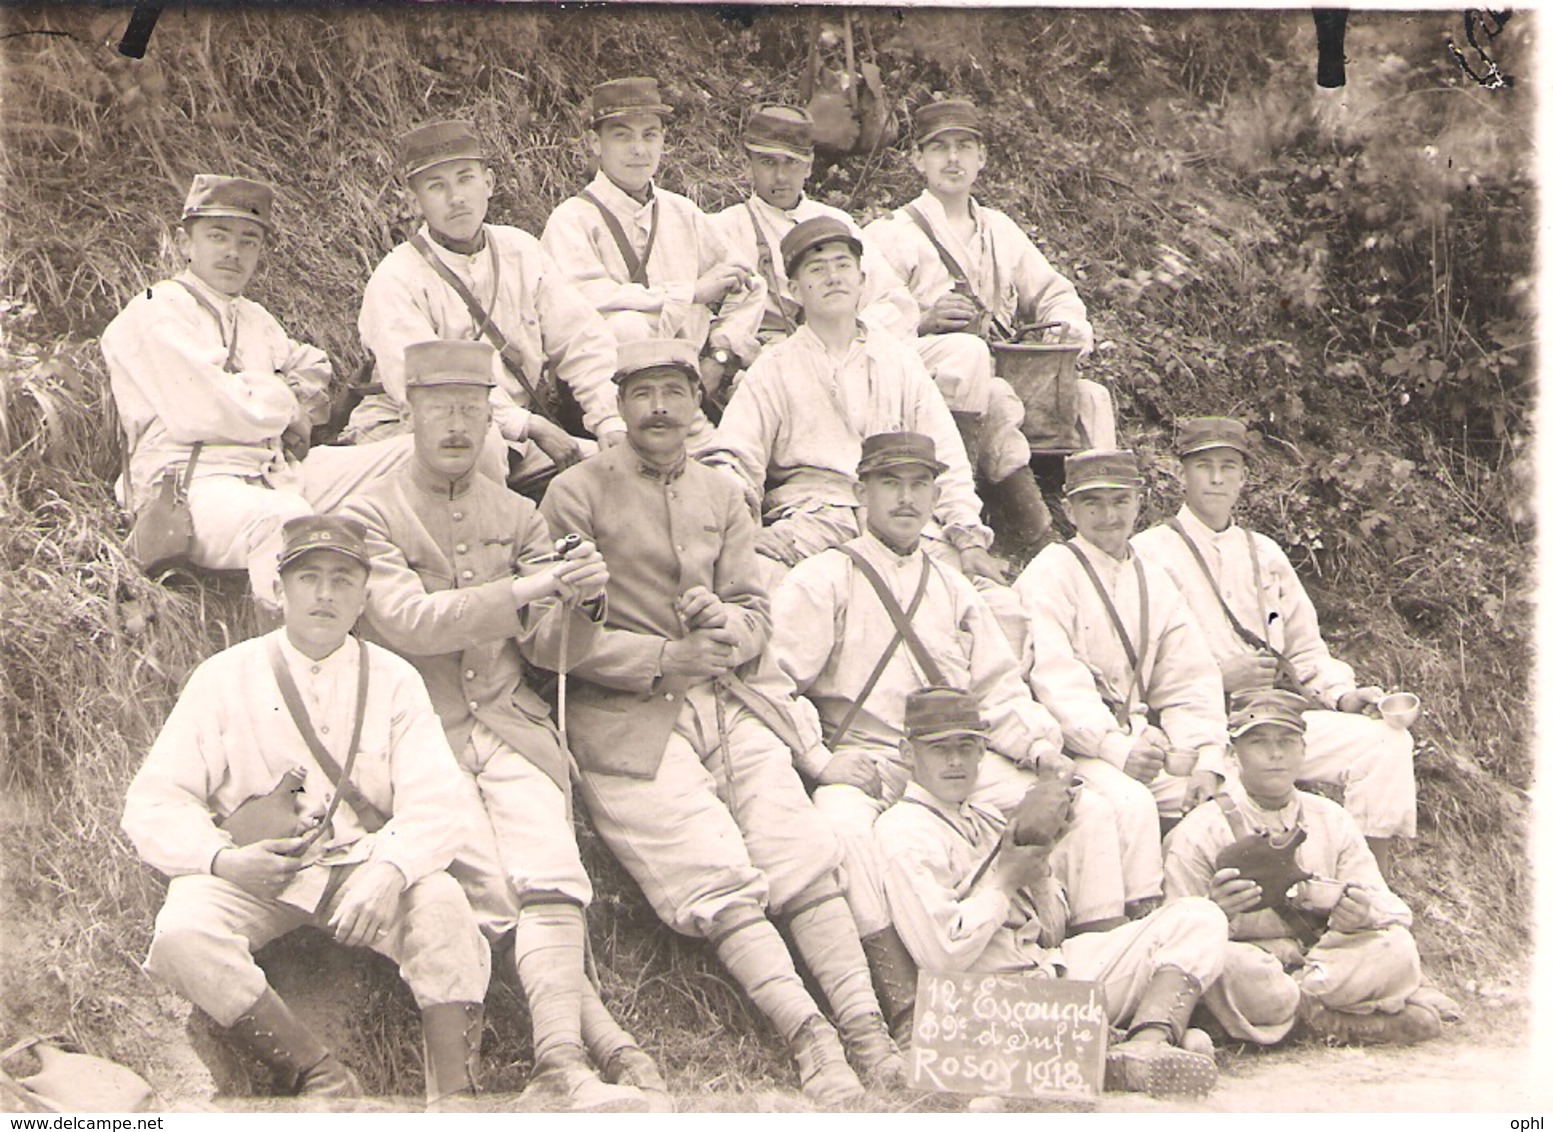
[0, 4, 1536, 1108]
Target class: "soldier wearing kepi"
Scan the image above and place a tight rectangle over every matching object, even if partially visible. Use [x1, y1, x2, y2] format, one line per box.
[874, 686, 1227, 1097]
[121, 515, 490, 1107]
[350, 120, 623, 486]
[711, 105, 917, 353]
[1131, 418, 1418, 877]
[540, 338, 906, 1105]
[1012, 449, 1228, 916]
[1163, 689, 1445, 1047]
[337, 340, 660, 1111]
[101, 176, 404, 609]
[865, 99, 1118, 556]
[540, 77, 766, 406]
[768, 431, 1141, 1039]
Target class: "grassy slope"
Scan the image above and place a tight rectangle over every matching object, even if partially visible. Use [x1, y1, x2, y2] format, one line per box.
[0, 5, 1535, 1103]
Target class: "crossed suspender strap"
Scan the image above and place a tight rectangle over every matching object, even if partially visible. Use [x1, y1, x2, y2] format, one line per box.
[1061, 541, 1148, 727]
[265, 636, 385, 834]
[580, 190, 658, 286]
[407, 232, 559, 426]
[745, 201, 799, 334]
[901, 203, 1009, 340]
[173, 279, 242, 372]
[1164, 518, 1310, 697]
[825, 549, 941, 749]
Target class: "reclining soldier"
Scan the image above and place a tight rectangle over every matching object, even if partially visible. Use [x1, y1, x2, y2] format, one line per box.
[1162, 689, 1447, 1047]
[338, 340, 662, 1111]
[1132, 417, 1419, 878]
[540, 338, 906, 1105]
[865, 99, 1119, 556]
[768, 431, 1142, 1039]
[876, 686, 1227, 1097]
[1012, 449, 1227, 917]
[349, 120, 623, 488]
[121, 515, 490, 1106]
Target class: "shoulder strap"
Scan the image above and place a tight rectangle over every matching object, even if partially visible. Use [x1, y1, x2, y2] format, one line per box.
[1062, 541, 1148, 724]
[903, 203, 985, 312]
[1213, 790, 1253, 841]
[745, 202, 799, 334]
[580, 190, 655, 286]
[408, 233, 558, 424]
[825, 550, 937, 749]
[172, 279, 241, 372]
[176, 442, 204, 498]
[266, 636, 385, 833]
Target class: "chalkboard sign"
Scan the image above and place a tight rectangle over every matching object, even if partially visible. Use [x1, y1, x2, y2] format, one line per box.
[907, 971, 1107, 1101]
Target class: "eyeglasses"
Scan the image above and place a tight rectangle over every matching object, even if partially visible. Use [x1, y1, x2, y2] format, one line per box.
[417, 400, 490, 423]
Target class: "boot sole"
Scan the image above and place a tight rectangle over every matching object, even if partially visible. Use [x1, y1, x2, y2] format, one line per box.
[1105, 1047, 1218, 1098]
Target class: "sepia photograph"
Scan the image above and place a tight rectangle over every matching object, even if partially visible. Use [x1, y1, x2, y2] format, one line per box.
[0, 2, 1540, 1116]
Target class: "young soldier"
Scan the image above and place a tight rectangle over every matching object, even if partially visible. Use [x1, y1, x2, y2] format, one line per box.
[711, 105, 916, 351]
[338, 340, 659, 1112]
[1162, 689, 1444, 1046]
[769, 431, 1149, 1038]
[541, 77, 765, 405]
[121, 515, 490, 1106]
[697, 217, 1015, 633]
[540, 339, 905, 1105]
[875, 686, 1226, 1096]
[1012, 450, 1228, 913]
[865, 100, 1118, 555]
[349, 119, 623, 486]
[101, 176, 403, 607]
[1131, 418, 1417, 876]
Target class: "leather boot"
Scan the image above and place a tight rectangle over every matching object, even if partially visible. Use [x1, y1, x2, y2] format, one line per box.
[222, 987, 362, 1098]
[836, 1012, 907, 1088]
[1366, 836, 1394, 880]
[983, 465, 1053, 560]
[1298, 996, 1442, 1046]
[951, 410, 984, 474]
[1105, 967, 1217, 1097]
[860, 926, 919, 1047]
[582, 981, 671, 1108]
[519, 1044, 649, 1112]
[420, 1001, 483, 1109]
[789, 1016, 865, 1107]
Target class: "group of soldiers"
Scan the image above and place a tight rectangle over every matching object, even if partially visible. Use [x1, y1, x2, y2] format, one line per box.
[109, 78, 1459, 1111]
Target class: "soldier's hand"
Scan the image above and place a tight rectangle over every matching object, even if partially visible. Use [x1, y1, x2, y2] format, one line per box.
[1327, 885, 1373, 932]
[960, 546, 1011, 584]
[212, 837, 309, 899]
[676, 585, 728, 631]
[920, 292, 978, 335]
[1222, 652, 1279, 694]
[1122, 733, 1166, 783]
[1338, 686, 1385, 715]
[1182, 768, 1223, 811]
[528, 416, 583, 471]
[754, 527, 801, 566]
[550, 542, 608, 603]
[661, 625, 740, 680]
[327, 860, 407, 949]
[1208, 866, 1262, 915]
[694, 265, 748, 306]
[992, 828, 1053, 896]
[817, 749, 882, 796]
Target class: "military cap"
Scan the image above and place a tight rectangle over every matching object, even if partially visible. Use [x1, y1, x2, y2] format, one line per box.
[404, 340, 497, 390]
[915, 99, 984, 146]
[181, 175, 274, 231]
[589, 77, 673, 127]
[397, 119, 485, 180]
[744, 105, 814, 158]
[780, 215, 863, 277]
[1228, 688, 1309, 738]
[857, 431, 947, 478]
[278, 515, 371, 572]
[904, 686, 989, 741]
[1177, 417, 1252, 459]
[613, 338, 701, 386]
[1063, 448, 1143, 496]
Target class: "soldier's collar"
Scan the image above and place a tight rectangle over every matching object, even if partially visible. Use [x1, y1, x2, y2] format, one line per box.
[629, 446, 686, 483]
[408, 454, 478, 498]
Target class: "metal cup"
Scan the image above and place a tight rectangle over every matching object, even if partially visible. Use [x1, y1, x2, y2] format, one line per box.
[1297, 877, 1348, 913]
[1378, 691, 1420, 730]
[1164, 748, 1199, 776]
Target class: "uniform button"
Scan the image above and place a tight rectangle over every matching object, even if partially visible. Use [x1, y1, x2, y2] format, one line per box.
[461, 569, 474, 580]
[452, 511, 464, 521]
[310, 665, 321, 675]
[464, 669, 476, 680]
[468, 701, 479, 713]
[319, 725, 330, 735]
[456, 542, 469, 553]
[676, 545, 685, 553]
[664, 693, 675, 701]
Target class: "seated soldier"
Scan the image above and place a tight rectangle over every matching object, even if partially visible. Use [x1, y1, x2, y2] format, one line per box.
[540, 338, 906, 1106]
[101, 176, 405, 609]
[769, 431, 1154, 1038]
[1012, 450, 1228, 914]
[696, 216, 1025, 644]
[865, 100, 1118, 556]
[1162, 689, 1445, 1047]
[338, 340, 660, 1112]
[541, 77, 765, 408]
[711, 105, 916, 355]
[349, 120, 623, 488]
[120, 515, 490, 1106]
[875, 686, 1226, 1097]
[1132, 418, 1418, 877]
